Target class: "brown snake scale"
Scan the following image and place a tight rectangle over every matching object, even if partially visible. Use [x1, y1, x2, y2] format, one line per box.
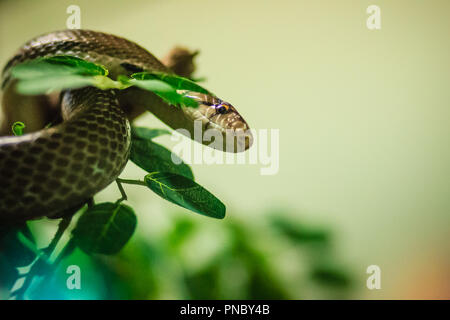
[0, 87, 130, 222]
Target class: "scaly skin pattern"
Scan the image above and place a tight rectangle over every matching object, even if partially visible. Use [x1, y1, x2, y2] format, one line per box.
[0, 30, 171, 223]
[0, 30, 251, 223]
[0, 87, 130, 222]
[2, 29, 169, 87]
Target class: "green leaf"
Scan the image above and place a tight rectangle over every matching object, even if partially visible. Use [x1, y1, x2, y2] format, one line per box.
[144, 172, 225, 219]
[11, 55, 111, 95]
[11, 62, 75, 79]
[10, 56, 106, 82]
[131, 127, 171, 140]
[131, 71, 211, 95]
[270, 215, 330, 244]
[11, 56, 198, 107]
[167, 218, 196, 249]
[0, 224, 37, 291]
[43, 55, 108, 76]
[11, 55, 107, 79]
[16, 74, 95, 94]
[12, 121, 25, 136]
[72, 202, 137, 255]
[311, 265, 352, 288]
[130, 78, 198, 108]
[130, 138, 194, 180]
[0, 224, 36, 268]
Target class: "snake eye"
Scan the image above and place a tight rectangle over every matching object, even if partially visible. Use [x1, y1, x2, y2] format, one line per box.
[216, 104, 229, 114]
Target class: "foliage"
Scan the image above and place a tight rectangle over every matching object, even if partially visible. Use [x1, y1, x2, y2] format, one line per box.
[10, 55, 210, 107]
[131, 72, 211, 95]
[72, 202, 137, 255]
[0, 210, 354, 299]
[144, 173, 225, 219]
[130, 133, 194, 180]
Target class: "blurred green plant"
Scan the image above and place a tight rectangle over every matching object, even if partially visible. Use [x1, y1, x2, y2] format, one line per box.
[0, 210, 354, 299]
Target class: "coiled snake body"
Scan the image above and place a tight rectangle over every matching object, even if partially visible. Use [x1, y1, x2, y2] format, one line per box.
[0, 30, 251, 223]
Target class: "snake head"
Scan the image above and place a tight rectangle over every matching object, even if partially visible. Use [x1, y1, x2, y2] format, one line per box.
[180, 91, 253, 152]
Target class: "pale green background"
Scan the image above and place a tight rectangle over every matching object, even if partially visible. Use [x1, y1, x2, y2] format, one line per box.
[1, 0, 449, 299]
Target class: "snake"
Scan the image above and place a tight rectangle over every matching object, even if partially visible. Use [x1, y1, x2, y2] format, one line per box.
[0, 29, 251, 223]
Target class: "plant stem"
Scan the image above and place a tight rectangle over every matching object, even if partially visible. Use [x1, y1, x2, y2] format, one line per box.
[115, 179, 128, 203]
[116, 177, 147, 187]
[43, 215, 72, 257]
[52, 238, 77, 268]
